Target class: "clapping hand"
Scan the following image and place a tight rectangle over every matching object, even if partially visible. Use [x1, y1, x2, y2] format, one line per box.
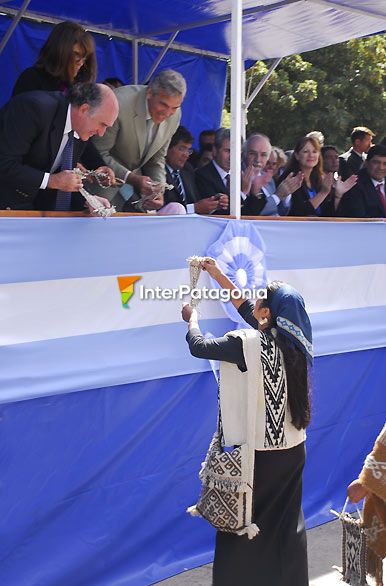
[250, 170, 273, 194]
[276, 171, 304, 199]
[320, 172, 334, 195]
[335, 174, 357, 198]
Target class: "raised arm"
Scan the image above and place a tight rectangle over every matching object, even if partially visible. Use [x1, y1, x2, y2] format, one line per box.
[182, 305, 246, 369]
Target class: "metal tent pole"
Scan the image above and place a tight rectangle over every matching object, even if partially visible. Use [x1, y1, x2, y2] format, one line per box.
[245, 57, 282, 109]
[230, 0, 242, 219]
[0, 0, 32, 56]
[142, 31, 179, 83]
[132, 39, 139, 84]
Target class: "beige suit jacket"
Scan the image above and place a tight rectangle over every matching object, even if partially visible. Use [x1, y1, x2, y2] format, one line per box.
[92, 85, 181, 199]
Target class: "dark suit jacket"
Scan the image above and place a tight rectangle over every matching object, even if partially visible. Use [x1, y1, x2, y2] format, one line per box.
[287, 183, 318, 217]
[339, 148, 363, 181]
[165, 164, 199, 207]
[194, 161, 267, 216]
[337, 168, 385, 218]
[0, 91, 104, 210]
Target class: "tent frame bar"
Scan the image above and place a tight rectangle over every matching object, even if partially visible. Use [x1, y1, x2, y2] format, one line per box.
[0, 7, 229, 60]
[230, 0, 242, 219]
[0, 0, 31, 55]
[245, 57, 282, 109]
[132, 39, 139, 84]
[143, 31, 179, 84]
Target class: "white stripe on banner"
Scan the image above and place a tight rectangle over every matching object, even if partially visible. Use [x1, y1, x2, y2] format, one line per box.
[1, 264, 385, 346]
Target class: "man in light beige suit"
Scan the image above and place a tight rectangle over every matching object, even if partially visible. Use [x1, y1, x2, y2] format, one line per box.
[93, 69, 187, 212]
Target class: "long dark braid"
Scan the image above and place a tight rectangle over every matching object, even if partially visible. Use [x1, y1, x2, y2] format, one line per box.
[262, 282, 311, 430]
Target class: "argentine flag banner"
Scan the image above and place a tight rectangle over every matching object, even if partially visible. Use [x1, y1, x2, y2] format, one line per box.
[0, 215, 386, 404]
[0, 214, 386, 586]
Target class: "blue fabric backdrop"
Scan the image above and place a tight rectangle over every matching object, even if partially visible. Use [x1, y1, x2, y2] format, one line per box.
[0, 215, 385, 585]
[0, 16, 227, 143]
[1, 350, 385, 586]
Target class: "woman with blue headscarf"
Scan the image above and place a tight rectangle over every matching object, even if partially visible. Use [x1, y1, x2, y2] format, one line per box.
[182, 258, 312, 586]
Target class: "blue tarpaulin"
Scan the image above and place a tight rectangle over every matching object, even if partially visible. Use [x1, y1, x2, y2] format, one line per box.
[0, 16, 227, 140]
[0, 215, 385, 585]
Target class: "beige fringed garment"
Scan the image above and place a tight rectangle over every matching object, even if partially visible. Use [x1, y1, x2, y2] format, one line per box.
[360, 424, 386, 585]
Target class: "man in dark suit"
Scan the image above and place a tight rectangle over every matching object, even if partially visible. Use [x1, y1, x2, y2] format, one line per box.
[339, 126, 375, 181]
[337, 144, 386, 218]
[164, 126, 220, 215]
[0, 83, 118, 210]
[195, 128, 230, 214]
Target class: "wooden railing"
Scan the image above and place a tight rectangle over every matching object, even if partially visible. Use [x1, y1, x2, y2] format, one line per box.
[0, 210, 384, 221]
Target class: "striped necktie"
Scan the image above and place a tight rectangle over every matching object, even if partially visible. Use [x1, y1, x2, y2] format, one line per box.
[173, 170, 185, 203]
[224, 173, 230, 194]
[55, 131, 74, 211]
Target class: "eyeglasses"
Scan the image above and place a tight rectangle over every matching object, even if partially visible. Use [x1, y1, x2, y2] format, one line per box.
[176, 145, 193, 155]
[73, 50, 87, 64]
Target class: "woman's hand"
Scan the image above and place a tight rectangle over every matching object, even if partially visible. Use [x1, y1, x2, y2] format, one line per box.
[181, 303, 197, 323]
[320, 172, 334, 195]
[347, 479, 369, 503]
[276, 171, 304, 199]
[201, 258, 223, 280]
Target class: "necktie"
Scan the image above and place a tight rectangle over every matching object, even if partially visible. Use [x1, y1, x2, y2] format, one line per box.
[55, 131, 74, 211]
[224, 173, 230, 194]
[173, 170, 185, 203]
[375, 183, 386, 215]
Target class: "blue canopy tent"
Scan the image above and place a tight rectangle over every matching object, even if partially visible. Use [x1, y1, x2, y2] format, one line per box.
[1, 0, 385, 142]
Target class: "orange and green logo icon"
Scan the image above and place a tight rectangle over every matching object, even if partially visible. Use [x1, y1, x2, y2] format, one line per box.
[117, 276, 141, 308]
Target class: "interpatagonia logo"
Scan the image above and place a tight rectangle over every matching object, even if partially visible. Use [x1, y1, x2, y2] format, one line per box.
[117, 276, 141, 308]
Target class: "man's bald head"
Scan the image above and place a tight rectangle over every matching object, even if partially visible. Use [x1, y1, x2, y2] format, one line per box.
[69, 82, 119, 141]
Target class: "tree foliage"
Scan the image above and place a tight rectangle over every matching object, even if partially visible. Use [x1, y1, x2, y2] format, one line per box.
[223, 35, 386, 151]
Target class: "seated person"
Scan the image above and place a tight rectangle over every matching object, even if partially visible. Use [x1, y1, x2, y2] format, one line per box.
[164, 126, 222, 215]
[279, 136, 354, 217]
[189, 129, 215, 169]
[306, 130, 324, 147]
[194, 128, 230, 214]
[241, 134, 301, 216]
[337, 144, 386, 218]
[196, 144, 214, 168]
[321, 145, 357, 215]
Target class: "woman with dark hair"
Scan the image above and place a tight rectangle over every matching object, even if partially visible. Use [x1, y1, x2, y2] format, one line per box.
[13, 21, 97, 96]
[278, 135, 333, 216]
[182, 258, 312, 586]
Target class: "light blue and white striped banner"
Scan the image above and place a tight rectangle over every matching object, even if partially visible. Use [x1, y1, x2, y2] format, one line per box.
[0, 215, 385, 404]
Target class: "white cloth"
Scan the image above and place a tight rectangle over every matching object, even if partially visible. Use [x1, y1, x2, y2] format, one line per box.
[220, 329, 305, 451]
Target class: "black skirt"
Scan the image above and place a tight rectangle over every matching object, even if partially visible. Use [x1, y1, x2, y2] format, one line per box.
[213, 442, 308, 586]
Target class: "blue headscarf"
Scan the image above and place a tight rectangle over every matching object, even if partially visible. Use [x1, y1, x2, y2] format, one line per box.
[269, 283, 313, 364]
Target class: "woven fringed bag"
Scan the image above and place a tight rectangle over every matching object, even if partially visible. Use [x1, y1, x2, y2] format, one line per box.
[187, 330, 260, 540]
[332, 499, 369, 586]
